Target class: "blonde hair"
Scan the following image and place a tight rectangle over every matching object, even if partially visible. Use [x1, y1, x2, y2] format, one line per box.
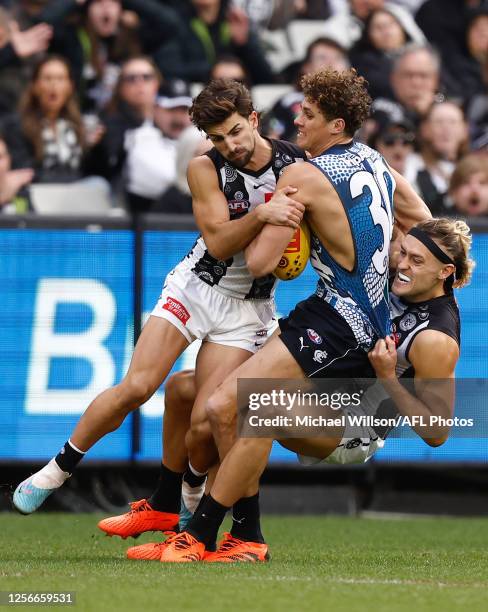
[415, 218, 475, 289]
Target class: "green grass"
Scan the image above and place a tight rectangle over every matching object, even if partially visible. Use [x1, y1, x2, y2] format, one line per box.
[1, 514, 488, 612]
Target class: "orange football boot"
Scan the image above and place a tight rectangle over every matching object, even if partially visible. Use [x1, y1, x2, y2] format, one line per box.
[159, 531, 206, 563]
[97, 499, 179, 539]
[126, 532, 176, 560]
[204, 533, 269, 563]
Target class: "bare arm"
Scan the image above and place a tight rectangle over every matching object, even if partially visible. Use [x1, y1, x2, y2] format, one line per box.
[245, 224, 296, 278]
[368, 332, 458, 446]
[391, 168, 432, 232]
[188, 156, 303, 261]
[245, 163, 311, 276]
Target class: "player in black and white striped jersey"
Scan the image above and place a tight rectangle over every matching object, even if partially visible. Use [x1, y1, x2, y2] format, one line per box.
[12, 80, 306, 535]
[367, 217, 474, 446]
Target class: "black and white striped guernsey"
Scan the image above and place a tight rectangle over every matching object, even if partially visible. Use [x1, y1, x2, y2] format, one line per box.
[184, 139, 306, 299]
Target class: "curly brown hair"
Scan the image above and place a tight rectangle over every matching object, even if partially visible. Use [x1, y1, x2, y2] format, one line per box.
[190, 79, 254, 132]
[301, 69, 371, 136]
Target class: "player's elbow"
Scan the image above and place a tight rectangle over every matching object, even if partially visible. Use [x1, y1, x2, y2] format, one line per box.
[246, 252, 277, 278]
[206, 240, 231, 262]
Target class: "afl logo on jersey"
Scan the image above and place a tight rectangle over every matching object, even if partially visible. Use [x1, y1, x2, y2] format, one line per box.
[228, 200, 250, 215]
[399, 313, 416, 332]
[307, 328, 323, 344]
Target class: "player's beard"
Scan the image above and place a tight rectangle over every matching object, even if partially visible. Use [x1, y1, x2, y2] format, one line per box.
[228, 142, 255, 168]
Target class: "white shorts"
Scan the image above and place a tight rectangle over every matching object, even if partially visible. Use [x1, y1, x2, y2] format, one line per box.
[297, 432, 385, 466]
[302, 434, 385, 466]
[151, 263, 277, 353]
[297, 383, 387, 466]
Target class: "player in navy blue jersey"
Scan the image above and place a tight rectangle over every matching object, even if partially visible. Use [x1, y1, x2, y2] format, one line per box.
[157, 68, 433, 563]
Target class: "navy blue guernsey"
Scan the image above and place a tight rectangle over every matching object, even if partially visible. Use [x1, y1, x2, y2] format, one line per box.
[309, 140, 395, 345]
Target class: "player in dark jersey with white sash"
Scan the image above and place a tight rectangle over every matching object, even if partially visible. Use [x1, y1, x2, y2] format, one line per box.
[157, 69, 432, 563]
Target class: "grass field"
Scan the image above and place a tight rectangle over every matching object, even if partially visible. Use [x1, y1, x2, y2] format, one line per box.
[1, 513, 488, 612]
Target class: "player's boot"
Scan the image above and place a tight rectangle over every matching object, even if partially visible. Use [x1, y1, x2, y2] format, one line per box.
[126, 532, 176, 560]
[204, 533, 269, 563]
[159, 531, 206, 562]
[13, 459, 70, 514]
[97, 499, 179, 539]
[179, 479, 206, 531]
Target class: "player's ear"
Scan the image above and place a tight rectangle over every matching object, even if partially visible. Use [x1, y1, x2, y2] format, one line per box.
[249, 111, 259, 129]
[439, 264, 455, 280]
[331, 117, 345, 134]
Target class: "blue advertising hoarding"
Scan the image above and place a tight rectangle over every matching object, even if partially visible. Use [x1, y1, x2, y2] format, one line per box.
[1, 225, 487, 464]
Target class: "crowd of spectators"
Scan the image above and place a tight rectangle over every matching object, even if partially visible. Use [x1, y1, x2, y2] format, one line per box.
[0, 0, 487, 219]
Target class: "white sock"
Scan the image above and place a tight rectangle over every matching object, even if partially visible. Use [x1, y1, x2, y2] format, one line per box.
[31, 458, 71, 490]
[182, 479, 205, 513]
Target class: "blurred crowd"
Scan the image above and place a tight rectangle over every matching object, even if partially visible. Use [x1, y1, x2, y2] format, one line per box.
[0, 0, 487, 218]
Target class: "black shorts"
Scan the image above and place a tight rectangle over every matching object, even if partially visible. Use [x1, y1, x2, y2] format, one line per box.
[278, 295, 376, 379]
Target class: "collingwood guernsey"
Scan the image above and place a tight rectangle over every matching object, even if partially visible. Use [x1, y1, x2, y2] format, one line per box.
[390, 292, 461, 377]
[184, 139, 306, 299]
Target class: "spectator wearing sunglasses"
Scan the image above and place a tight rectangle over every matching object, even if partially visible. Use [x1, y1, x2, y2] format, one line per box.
[91, 56, 185, 212]
[369, 115, 416, 177]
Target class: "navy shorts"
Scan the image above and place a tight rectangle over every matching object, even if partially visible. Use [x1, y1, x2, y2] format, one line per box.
[278, 295, 376, 378]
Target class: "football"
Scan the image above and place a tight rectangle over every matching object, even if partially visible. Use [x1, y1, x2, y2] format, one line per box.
[274, 221, 311, 281]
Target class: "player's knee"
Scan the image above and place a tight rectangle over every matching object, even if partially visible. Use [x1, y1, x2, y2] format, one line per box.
[205, 389, 236, 431]
[187, 418, 212, 449]
[120, 373, 155, 408]
[164, 370, 196, 414]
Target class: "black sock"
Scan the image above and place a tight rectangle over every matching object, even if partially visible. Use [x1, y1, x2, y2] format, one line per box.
[55, 440, 85, 474]
[230, 493, 265, 543]
[148, 463, 183, 513]
[193, 493, 207, 514]
[186, 494, 228, 548]
[183, 467, 206, 488]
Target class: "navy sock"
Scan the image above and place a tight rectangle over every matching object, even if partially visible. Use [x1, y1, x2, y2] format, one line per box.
[54, 440, 85, 474]
[148, 463, 183, 513]
[230, 493, 265, 543]
[186, 494, 228, 548]
[183, 468, 206, 488]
